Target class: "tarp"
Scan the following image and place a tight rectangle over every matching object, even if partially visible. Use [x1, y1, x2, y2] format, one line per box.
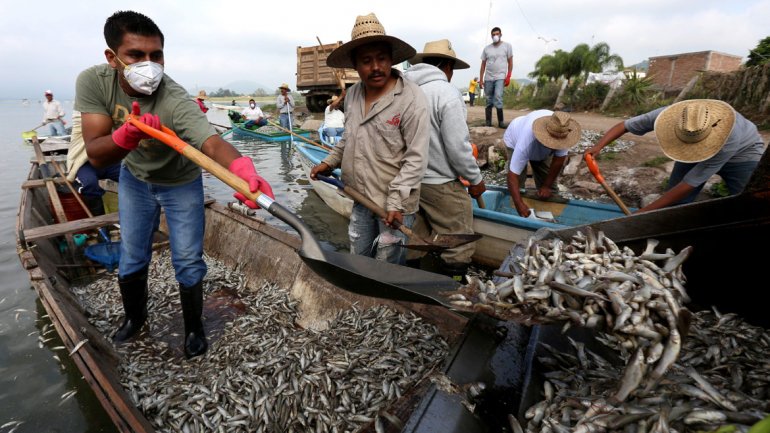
[586, 71, 625, 89]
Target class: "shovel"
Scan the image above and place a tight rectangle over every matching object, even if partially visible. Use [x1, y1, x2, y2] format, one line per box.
[316, 175, 481, 252]
[127, 117, 464, 308]
[585, 153, 632, 215]
[22, 123, 45, 141]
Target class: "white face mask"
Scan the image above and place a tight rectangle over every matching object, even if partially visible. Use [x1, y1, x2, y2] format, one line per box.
[111, 50, 164, 95]
[492, 35, 501, 43]
[250, 103, 256, 108]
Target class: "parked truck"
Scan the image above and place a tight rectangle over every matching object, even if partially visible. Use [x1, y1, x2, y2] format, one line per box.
[296, 42, 359, 113]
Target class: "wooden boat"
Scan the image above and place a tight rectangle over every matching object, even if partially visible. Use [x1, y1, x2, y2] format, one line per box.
[471, 185, 632, 267]
[232, 123, 312, 142]
[293, 140, 352, 218]
[15, 138, 472, 433]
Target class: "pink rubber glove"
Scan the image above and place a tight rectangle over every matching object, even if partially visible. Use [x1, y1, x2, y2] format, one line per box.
[112, 101, 160, 150]
[229, 156, 274, 208]
[504, 72, 512, 87]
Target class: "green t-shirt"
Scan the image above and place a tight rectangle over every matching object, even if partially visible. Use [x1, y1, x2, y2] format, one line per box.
[74, 64, 216, 186]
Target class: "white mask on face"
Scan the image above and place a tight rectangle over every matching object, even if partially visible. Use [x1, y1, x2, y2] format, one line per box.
[250, 103, 256, 108]
[110, 50, 164, 95]
[492, 35, 501, 43]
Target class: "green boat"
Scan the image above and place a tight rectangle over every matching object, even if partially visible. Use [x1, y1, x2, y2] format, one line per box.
[232, 123, 312, 142]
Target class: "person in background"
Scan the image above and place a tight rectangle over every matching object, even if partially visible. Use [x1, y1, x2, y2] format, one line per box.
[76, 10, 274, 358]
[42, 90, 67, 136]
[241, 99, 267, 129]
[276, 83, 295, 129]
[586, 99, 765, 212]
[504, 110, 581, 217]
[404, 39, 486, 281]
[195, 90, 208, 113]
[310, 12, 429, 265]
[322, 95, 345, 144]
[479, 27, 512, 128]
[66, 110, 121, 216]
[468, 76, 478, 107]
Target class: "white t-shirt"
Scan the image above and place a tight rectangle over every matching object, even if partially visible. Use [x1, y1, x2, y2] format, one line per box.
[43, 99, 65, 121]
[241, 105, 264, 120]
[324, 107, 345, 128]
[503, 109, 568, 175]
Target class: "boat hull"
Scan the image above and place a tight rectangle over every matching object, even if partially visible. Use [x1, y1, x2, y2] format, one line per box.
[232, 124, 312, 142]
[293, 141, 352, 217]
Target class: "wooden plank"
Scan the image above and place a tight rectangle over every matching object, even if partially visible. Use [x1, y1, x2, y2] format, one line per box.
[23, 212, 120, 242]
[31, 138, 77, 255]
[29, 154, 67, 163]
[22, 177, 68, 189]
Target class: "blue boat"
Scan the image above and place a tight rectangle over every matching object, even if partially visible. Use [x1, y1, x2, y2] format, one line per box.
[291, 140, 631, 266]
[317, 123, 342, 148]
[232, 123, 312, 142]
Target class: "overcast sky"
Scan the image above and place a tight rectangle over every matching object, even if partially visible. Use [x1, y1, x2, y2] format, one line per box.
[1, 0, 767, 100]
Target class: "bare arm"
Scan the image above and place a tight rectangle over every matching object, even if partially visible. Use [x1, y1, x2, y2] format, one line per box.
[201, 135, 242, 168]
[479, 60, 487, 89]
[506, 168, 530, 217]
[586, 121, 627, 158]
[507, 57, 513, 77]
[636, 182, 694, 213]
[537, 155, 566, 199]
[82, 112, 131, 168]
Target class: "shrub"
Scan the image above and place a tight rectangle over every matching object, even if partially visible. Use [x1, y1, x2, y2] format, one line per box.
[709, 181, 730, 197]
[642, 156, 671, 167]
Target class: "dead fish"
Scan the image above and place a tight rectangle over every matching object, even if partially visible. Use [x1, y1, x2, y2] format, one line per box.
[610, 348, 647, 404]
[662, 246, 693, 273]
[69, 339, 89, 356]
[548, 281, 608, 301]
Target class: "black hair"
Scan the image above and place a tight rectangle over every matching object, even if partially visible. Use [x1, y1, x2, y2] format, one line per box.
[491, 27, 502, 34]
[423, 57, 455, 70]
[104, 10, 164, 51]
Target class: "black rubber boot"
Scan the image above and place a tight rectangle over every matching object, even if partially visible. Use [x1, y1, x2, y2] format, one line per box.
[441, 262, 470, 284]
[497, 108, 505, 128]
[179, 281, 208, 359]
[83, 195, 105, 216]
[485, 106, 492, 127]
[113, 267, 149, 343]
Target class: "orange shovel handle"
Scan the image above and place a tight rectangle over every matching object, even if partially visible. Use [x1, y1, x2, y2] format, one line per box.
[584, 153, 605, 183]
[126, 117, 261, 204]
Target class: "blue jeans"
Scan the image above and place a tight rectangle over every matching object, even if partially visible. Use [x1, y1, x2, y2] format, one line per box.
[484, 79, 504, 109]
[244, 118, 267, 129]
[118, 165, 206, 286]
[279, 113, 292, 129]
[349, 203, 414, 265]
[75, 162, 120, 197]
[669, 160, 759, 204]
[324, 127, 344, 138]
[48, 120, 66, 136]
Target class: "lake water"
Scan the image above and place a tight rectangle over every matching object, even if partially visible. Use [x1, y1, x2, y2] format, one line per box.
[0, 99, 348, 431]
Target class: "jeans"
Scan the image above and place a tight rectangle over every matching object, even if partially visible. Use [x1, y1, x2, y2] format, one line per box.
[348, 203, 414, 265]
[469, 92, 476, 106]
[484, 79, 504, 109]
[118, 165, 206, 286]
[279, 113, 292, 129]
[75, 162, 120, 197]
[324, 127, 344, 138]
[47, 120, 66, 136]
[244, 118, 267, 129]
[668, 160, 759, 204]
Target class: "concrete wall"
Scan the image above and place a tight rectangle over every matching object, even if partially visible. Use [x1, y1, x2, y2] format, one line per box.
[648, 51, 742, 91]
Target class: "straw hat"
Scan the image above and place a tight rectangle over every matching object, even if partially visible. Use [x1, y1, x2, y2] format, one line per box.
[409, 39, 470, 69]
[326, 95, 339, 105]
[326, 13, 416, 69]
[533, 111, 582, 150]
[654, 99, 735, 163]
[197, 90, 208, 100]
[279, 83, 291, 91]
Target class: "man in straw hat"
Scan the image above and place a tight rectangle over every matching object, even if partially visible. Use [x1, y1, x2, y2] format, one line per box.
[504, 110, 582, 217]
[586, 99, 765, 212]
[276, 83, 295, 129]
[311, 12, 430, 265]
[194, 90, 208, 113]
[322, 95, 345, 144]
[403, 39, 486, 281]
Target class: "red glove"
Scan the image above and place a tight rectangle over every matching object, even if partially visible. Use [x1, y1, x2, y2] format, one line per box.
[229, 156, 274, 208]
[504, 72, 512, 87]
[112, 101, 160, 150]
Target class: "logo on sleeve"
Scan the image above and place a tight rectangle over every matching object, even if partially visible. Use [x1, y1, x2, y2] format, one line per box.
[385, 113, 401, 127]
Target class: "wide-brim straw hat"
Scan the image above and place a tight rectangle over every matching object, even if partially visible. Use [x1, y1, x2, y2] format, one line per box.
[654, 99, 735, 163]
[197, 90, 208, 100]
[326, 13, 416, 69]
[326, 95, 339, 105]
[533, 111, 582, 150]
[279, 83, 291, 91]
[410, 39, 469, 69]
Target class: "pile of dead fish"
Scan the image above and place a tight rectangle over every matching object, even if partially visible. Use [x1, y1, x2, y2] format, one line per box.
[513, 309, 770, 432]
[72, 251, 449, 433]
[448, 229, 691, 404]
[572, 129, 636, 155]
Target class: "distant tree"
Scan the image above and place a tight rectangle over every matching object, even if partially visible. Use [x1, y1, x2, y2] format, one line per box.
[211, 88, 238, 97]
[747, 36, 770, 67]
[253, 88, 268, 97]
[530, 42, 623, 85]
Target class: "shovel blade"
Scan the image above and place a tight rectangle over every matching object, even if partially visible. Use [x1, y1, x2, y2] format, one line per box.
[299, 248, 461, 307]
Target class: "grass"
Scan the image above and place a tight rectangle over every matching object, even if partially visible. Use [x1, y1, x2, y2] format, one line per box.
[642, 156, 671, 167]
[597, 152, 618, 161]
[709, 181, 730, 197]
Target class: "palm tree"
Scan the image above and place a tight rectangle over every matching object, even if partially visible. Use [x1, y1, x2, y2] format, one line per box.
[584, 42, 624, 79]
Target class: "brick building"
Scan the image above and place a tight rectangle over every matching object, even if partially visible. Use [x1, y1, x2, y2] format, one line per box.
[647, 50, 742, 91]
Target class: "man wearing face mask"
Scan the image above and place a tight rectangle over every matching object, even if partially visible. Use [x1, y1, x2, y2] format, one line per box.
[479, 27, 513, 128]
[240, 99, 267, 129]
[75, 10, 275, 359]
